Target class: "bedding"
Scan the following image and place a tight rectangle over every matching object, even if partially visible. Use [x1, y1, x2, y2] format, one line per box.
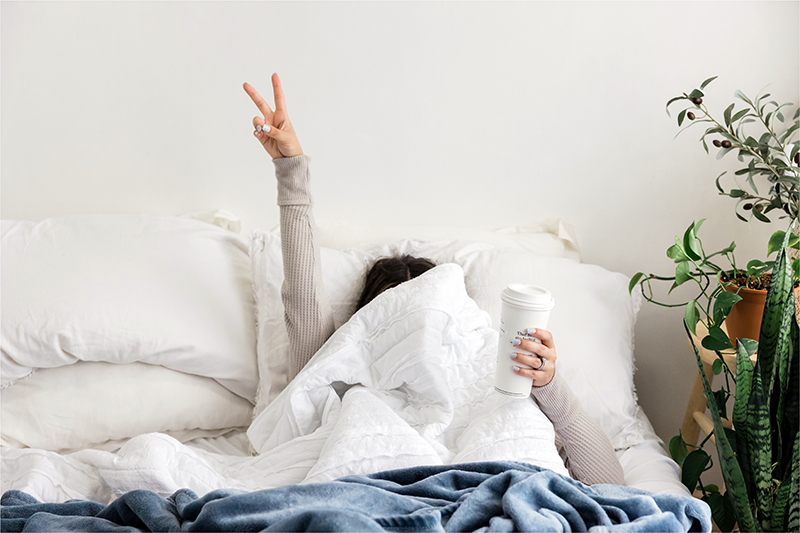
[1, 215, 257, 400]
[250, 232, 642, 451]
[1, 462, 711, 532]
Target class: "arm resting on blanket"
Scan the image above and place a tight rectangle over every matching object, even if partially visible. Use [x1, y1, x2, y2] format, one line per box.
[531, 373, 626, 485]
[274, 155, 336, 381]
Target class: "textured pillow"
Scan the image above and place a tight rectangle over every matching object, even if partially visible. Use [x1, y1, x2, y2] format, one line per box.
[1, 215, 257, 401]
[249, 232, 642, 450]
[1, 362, 254, 453]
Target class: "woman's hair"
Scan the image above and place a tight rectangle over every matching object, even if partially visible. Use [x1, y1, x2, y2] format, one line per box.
[355, 255, 436, 311]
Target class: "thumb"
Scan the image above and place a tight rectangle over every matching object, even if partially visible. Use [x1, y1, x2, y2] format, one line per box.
[261, 124, 303, 157]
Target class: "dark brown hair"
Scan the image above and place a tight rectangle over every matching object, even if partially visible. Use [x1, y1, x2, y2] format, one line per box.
[355, 255, 436, 311]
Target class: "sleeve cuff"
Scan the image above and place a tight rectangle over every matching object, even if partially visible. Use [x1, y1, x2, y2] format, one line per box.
[273, 154, 312, 206]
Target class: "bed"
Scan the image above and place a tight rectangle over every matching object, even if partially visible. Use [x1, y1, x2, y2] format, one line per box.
[0, 213, 710, 531]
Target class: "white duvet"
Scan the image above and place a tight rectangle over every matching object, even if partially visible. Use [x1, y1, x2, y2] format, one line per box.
[2, 264, 569, 503]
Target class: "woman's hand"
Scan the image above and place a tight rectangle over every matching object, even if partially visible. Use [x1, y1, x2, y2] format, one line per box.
[243, 74, 303, 159]
[511, 328, 557, 388]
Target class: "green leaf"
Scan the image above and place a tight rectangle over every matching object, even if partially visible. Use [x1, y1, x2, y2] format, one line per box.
[667, 243, 689, 263]
[699, 76, 718, 90]
[734, 89, 754, 106]
[715, 171, 727, 193]
[688, 88, 704, 100]
[771, 434, 799, 532]
[731, 108, 749, 123]
[747, 259, 770, 278]
[713, 358, 723, 375]
[683, 223, 702, 261]
[745, 356, 773, 527]
[769, 230, 800, 256]
[685, 323, 757, 531]
[670, 434, 690, 466]
[705, 484, 720, 494]
[685, 300, 700, 335]
[628, 272, 644, 295]
[714, 291, 742, 325]
[669, 262, 693, 293]
[665, 95, 687, 116]
[724, 103, 735, 127]
[678, 109, 687, 127]
[720, 241, 736, 255]
[682, 449, 711, 494]
[728, 189, 747, 198]
[733, 339, 757, 506]
[753, 208, 771, 223]
[717, 147, 734, 160]
[702, 326, 733, 351]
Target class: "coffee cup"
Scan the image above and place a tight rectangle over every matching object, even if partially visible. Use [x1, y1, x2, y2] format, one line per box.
[494, 284, 555, 397]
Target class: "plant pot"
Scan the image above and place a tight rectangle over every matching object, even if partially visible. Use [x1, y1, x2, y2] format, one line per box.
[722, 283, 766, 346]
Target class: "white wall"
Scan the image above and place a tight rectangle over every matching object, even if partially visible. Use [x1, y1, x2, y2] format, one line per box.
[3, 1, 798, 455]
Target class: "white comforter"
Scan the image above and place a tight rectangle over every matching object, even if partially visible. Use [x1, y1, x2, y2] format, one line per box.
[2, 264, 568, 503]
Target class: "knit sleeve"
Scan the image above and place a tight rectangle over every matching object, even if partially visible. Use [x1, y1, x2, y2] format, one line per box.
[530, 373, 626, 486]
[273, 155, 336, 380]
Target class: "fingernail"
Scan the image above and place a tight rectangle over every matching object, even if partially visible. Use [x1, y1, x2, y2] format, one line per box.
[527, 328, 536, 335]
[509, 353, 517, 359]
[513, 366, 520, 372]
[256, 125, 262, 132]
[263, 125, 271, 133]
[512, 339, 521, 346]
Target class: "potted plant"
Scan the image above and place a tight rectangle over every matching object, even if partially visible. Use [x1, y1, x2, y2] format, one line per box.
[629, 78, 800, 531]
[662, 77, 799, 344]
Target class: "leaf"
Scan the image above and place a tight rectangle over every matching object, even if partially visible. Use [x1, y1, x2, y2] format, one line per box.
[685, 323, 757, 531]
[667, 243, 689, 263]
[699, 76, 718, 90]
[702, 326, 733, 351]
[747, 259, 770, 278]
[771, 434, 799, 532]
[715, 171, 728, 193]
[753, 208, 771, 223]
[713, 358, 723, 375]
[728, 189, 747, 198]
[731, 108, 749, 123]
[713, 291, 742, 325]
[688, 88, 704, 100]
[714, 389, 728, 420]
[628, 272, 644, 295]
[735, 89, 754, 106]
[678, 109, 687, 127]
[769, 230, 800, 255]
[685, 300, 700, 335]
[745, 355, 773, 527]
[665, 96, 687, 116]
[733, 339, 757, 505]
[670, 434, 690, 466]
[717, 147, 734, 160]
[669, 261, 692, 293]
[724, 103, 735, 127]
[682, 449, 711, 494]
[683, 223, 702, 261]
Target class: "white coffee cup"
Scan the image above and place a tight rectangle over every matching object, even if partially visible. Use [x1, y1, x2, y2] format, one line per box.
[494, 284, 555, 397]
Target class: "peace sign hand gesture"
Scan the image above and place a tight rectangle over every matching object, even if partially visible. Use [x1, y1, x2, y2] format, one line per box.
[244, 73, 303, 159]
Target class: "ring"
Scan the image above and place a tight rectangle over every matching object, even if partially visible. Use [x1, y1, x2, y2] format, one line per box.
[535, 357, 547, 371]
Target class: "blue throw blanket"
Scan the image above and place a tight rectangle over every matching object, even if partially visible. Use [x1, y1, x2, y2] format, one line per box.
[1, 461, 710, 532]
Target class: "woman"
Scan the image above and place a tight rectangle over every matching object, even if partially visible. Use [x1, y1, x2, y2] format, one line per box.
[244, 74, 625, 487]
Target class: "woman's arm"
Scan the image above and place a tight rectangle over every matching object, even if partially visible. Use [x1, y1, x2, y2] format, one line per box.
[511, 329, 625, 486]
[245, 75, 335, 380]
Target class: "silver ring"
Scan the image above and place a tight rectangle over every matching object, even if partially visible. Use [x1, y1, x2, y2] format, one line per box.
[536, 357, 546, 371]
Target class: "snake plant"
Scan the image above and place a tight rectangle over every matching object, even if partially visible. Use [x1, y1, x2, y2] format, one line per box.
[684, 224, 799, 532]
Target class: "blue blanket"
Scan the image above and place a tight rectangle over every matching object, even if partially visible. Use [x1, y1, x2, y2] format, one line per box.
[1, 461, 710, 532]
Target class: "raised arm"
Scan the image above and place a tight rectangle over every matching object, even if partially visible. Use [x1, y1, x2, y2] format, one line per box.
[245, 75, 335, 380]
[511, 329, 626, 486]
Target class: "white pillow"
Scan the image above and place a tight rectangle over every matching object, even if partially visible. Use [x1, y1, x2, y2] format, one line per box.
[284, 218, 581, 261]
[1, 362, 254, 453]
[249, 233, 643, 450]
[1, 215, 258, 401]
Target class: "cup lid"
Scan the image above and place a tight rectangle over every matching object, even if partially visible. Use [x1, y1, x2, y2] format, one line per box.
[502, 284, 555, 310]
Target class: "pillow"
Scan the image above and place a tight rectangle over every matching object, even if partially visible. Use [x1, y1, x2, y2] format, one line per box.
[249, 232, 643, 450]
[1, 362, 254, 453]
[1, 215, 258, 401]
[278, 218, 581, 261]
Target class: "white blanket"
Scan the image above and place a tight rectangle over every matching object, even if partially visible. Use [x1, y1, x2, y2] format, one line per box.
[2, 264, 567, 503]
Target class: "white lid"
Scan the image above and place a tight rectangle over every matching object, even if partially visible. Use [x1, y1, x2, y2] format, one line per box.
[501, 284, 555, 310]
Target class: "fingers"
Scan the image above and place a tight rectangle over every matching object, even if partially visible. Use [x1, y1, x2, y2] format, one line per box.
[243, 82, 273, 118]
[526, 328, 555, 349]
[252, 116, 266, 129]
[272, 73, 287, 112]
